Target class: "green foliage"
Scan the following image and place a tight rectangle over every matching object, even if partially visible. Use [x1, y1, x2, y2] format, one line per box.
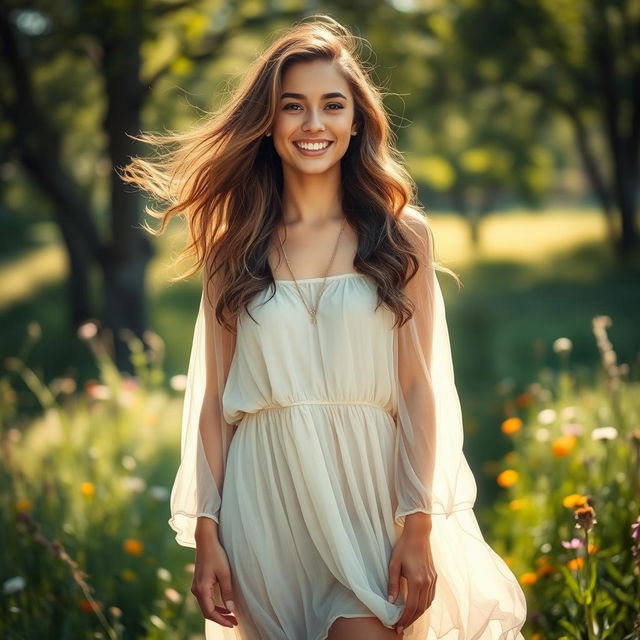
[0, 326, 202, 639]
[486, 315, 640, 639]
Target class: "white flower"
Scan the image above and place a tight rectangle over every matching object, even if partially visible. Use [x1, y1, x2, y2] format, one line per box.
[553, 337, 573, 354]
[149, 615, 166, 629]
[121, 455, 137, 471]
[157, 567, 172, 581]
[170, 375, 188, 392]
[535, 427, 550, 442]
[77, 322, 98, 340]
[3, 576, 26, 595]
[561, 406, 578, 421]
[537, 408, 557, 425]
[592, 426, 618, 441]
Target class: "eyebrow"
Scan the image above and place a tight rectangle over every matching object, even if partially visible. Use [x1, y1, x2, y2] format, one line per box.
[280, 91, 347, 101]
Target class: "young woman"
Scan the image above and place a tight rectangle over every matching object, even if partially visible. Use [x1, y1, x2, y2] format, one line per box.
[121, 14, 526, 640]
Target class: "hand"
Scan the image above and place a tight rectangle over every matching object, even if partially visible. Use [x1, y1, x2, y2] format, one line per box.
[192, 522, 239, 629]
[387, 527, 437, 634]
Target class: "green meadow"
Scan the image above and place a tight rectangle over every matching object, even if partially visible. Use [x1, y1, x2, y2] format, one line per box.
[1, 208, 639, 638]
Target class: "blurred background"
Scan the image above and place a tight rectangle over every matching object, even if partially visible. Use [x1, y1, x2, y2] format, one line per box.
[1, 1, 639, 638]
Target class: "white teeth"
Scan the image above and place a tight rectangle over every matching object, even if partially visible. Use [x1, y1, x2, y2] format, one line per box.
[295, 141, 330, 151]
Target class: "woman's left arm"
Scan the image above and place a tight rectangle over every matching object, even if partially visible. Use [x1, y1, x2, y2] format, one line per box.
[387, 207, 438, 633]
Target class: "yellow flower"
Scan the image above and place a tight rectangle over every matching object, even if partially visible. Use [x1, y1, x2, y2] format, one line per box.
[501, 417, 523, 435]
[509, 498, 527, 511]
[567, 557, 584, 571]
[552, 435, 577, 457]
[121, 569, 137, 582]
[519, 572, 538, 586]
[563, 493, 588, 508]
[123, 538, 144, 556]
[496, 469, 519, 488]
[15, 499, 33, 513]
[80, 482, 95, 499]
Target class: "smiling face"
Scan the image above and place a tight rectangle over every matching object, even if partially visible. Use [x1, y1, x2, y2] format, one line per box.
[270, 58, 357, 175]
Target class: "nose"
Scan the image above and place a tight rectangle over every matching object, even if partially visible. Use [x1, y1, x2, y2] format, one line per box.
[303, 107, 325, 132]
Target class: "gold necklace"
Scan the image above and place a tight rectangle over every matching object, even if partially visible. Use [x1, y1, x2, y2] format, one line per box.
[278, 217, 348, 325]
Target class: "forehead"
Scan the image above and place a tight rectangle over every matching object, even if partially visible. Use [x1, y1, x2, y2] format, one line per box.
[281, 59, 351, 96]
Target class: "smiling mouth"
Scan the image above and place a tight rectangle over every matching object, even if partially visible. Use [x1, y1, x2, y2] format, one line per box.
[293, 141, 333, 152]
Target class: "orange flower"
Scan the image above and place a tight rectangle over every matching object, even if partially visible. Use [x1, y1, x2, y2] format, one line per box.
[509, 498, 527, 511]
[123, 538, 144, 556]
[80, 482, 95, 499]
[563, 493, 588, 508]
[501, 417, 523, 435]
[79, 598, 102, 613]
[587, 543, 598, 554]
[515, 393, 532, 408]
[552, 435, 577, 457]
[535, 556, 555, 577]
[531, 634, 544, 640]
[15, 499, 33, 513]
[519, 572, 538, 586]
[567, 557, 584, 571]
[497, 469, 519, 488]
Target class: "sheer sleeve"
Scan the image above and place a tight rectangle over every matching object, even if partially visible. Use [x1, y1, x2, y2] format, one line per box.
[393, 210, 477, 527]
[168, 264, 237, 548]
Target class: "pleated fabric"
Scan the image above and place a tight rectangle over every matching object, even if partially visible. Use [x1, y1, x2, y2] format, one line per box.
[169, 214, 527, 640]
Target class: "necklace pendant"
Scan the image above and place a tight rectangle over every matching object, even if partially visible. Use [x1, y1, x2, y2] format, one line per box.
[310, 310, 317, 325]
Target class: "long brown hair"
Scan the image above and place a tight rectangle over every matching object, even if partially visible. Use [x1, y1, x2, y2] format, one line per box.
[119, 14, 460, 333]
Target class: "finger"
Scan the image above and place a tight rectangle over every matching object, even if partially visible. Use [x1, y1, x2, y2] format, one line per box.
[395, 579, 420, 630]
[217, 569, 238, 626]
[191, 582, 235, 628]
[387, 558, 401, 603]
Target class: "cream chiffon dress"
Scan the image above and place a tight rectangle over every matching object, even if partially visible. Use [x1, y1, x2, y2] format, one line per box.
[169, 217, 527, 640]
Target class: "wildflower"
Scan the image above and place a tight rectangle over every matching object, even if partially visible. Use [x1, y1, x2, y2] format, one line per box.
[80, 482, 95, 499]
[534, 428, 550, 442]
[150, 615, 167, 629]
[164, 587, 182, 604]
[79, 598, 102, 613]
[563, 494, 588, 508]
[561, 538, 584, 550]
[561, 406, 578, 420]
[123, 538, 144, 556]
[535, 556, 555, 577]
[77, 322, 98, 340]
[592, 426, 618, 441]
[496, 469, 519, 488]
[15, 499, 33, 513]
[537, 409, 557, 425]
[157, 567, 172, 581]
[509, 498, 527, 511]
[85, 382, 111, 400]
[561, 423, 583, 437]
[515, 393, 532, 408]
[501, 417, 522, 435]
[2, 576, 26, 595]
[121, 569, 137, 582]
[519, 572, 538, 586]
[108, 606, 123, 618]
[170, 374, 188, 392]
[121, 454, 137, 471]
[567, 557, 584, 571]
[587, 543, 598, 554]
[552, 435, 577, 457]
[574, 505, 597, 533]
[553, 337, 572, 354]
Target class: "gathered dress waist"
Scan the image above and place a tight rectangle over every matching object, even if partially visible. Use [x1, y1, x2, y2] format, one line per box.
[239, 399, 396, 423]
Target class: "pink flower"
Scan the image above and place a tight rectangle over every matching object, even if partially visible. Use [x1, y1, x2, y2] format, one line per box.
[561, 537, 584, 550]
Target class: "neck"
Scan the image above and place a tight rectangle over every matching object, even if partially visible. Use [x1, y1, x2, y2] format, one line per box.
[280, 166, 343, 226]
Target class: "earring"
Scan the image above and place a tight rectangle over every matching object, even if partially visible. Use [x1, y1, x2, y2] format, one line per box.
[351, 130, 357, 136]
[266, 132, 272, 137]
